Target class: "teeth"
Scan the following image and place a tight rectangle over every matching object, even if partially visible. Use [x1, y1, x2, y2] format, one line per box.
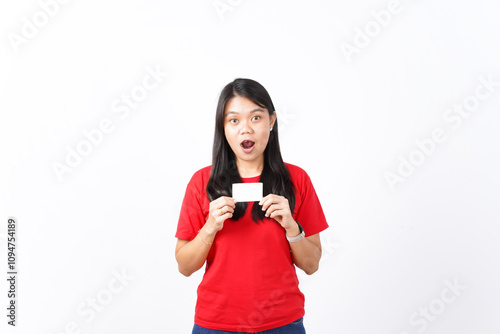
[241, 140, 254, 148]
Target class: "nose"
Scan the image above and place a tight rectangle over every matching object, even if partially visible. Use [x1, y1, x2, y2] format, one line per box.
[239, 119, 253, 134]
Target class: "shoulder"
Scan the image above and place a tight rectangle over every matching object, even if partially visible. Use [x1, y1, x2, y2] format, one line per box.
[284, 162, 314, 189]
[284, 162, 310, 180]
[186, 165, 212, 190]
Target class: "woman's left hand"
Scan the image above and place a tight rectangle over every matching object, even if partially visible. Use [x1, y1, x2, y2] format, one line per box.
[259, 194, 295, 231]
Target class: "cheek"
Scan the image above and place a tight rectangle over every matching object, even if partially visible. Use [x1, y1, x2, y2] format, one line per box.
[224, 127, 238, 146]
[257, 129, 270, 146]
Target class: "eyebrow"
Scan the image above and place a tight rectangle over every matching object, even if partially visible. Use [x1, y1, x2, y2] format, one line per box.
[225, 108, 265, 116]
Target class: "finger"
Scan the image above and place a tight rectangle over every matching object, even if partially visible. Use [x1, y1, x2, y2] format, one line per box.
[269, 209, 286, 219]
[217, 207, 224, 217]
[260, 196, 273, 210]
[268, 202, 289, 216]
[221, 205, 234, 214]
[219, 205, 234, 215]
[265, 203, 281, 217]
[211, 197, 234, 211]
[216, 212, 233, 223]
[259, 194, 277, 207]
[261, 196, 283, 211]
[259, 194, 271, 205]
[221, 196, 237, 208]
[227, 198, 237, 208]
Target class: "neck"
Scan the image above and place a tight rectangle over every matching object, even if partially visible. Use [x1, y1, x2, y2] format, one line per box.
[236, 156, 264, 178]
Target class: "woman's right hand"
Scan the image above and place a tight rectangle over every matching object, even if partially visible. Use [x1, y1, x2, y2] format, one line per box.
[204, 196, 237, 235]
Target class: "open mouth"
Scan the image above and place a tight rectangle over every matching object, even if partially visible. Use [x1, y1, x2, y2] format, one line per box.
[240, 140, 255, 152]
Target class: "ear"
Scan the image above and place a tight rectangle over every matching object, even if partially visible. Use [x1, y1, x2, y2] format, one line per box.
[269, 112, 277, 129]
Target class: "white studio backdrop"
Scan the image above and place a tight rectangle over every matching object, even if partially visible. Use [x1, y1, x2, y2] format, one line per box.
[1, 0, 499, 333]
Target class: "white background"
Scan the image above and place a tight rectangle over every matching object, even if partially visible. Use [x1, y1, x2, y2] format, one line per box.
[1, 0, 499, 333]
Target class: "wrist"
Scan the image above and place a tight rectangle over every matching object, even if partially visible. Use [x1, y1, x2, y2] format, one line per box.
[203, 222, 218, 237]
[201, 225, 217, 239]
[198, 227, 215, 246]
[285, 221, 301, 238]
[286, 220, 305, 243]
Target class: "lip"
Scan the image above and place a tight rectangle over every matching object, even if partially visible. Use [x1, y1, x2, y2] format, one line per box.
[241, 145, 255, 154]
[240, 139, 255, 154]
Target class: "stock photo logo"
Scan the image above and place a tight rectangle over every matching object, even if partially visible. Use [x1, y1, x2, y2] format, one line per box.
[275, 106, 295, 131]
[398, 278, 466, 334]
[385, 74, 499, 191]
[7, 0, 72, 54]
[236, 289, 286, 331]
[339, 0, 403, 63]
[47, 268, 134, 334]
[212, 0, 243, 21]
[51, 64, 168, 182]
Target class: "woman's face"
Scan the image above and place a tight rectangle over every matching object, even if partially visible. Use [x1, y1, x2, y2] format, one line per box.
[224, 95, 276, 166]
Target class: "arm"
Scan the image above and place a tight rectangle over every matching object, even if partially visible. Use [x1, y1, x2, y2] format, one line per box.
[175, 196, 236, 277]
[260, 194, 323, 275]
[285, 223, 322, 275]
[174, 227, 216, 277]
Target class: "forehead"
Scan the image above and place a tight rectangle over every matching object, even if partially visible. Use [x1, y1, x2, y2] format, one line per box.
[224, 96, 267, 116]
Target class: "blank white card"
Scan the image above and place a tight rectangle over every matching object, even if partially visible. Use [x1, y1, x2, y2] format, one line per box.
[232, 183, 263, 202]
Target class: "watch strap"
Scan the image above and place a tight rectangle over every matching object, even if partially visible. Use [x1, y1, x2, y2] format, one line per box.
[286, 221, 305, 243]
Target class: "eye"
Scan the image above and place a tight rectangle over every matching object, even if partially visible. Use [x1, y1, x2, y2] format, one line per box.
[229, 118, 239, 124]
[251, 116, 261, 121]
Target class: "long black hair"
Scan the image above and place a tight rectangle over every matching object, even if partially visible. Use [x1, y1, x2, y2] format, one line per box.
[206, 78, 295, 223]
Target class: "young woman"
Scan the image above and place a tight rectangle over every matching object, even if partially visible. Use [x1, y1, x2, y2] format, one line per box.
[175, 78, 329, 333]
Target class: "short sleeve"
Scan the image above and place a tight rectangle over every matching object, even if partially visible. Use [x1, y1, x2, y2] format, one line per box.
[292, 168, 329, 237]
[175, 171, 208, 241]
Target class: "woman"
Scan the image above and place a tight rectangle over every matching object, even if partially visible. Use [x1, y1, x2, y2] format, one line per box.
[175, 78, 329, 333]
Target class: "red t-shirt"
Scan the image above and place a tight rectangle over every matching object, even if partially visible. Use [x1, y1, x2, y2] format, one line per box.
[175, 162, 329, 332]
